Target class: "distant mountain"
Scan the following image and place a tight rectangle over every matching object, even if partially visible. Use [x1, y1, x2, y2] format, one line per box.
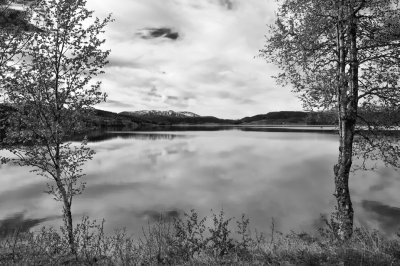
[120, 110, 234, 125]
[121, 110, 200, 118]
[118, 110, 338, 125]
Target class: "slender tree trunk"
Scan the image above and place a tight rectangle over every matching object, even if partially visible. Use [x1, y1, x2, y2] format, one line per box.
[55, 147, 76, 255]
[56, 177, 76, 255]
[63, 200, 76, 255]
[334, 123, 355, 240]
[53, 47, 76, 254]
[334, 4, 358, 240]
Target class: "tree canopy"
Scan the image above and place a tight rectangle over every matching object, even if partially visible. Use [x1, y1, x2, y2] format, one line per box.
[261, 0, 400, 240]
[0, 0, 112, 253]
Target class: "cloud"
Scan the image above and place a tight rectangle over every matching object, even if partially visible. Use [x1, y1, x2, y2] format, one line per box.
[147, 86, 162, 98]
[165, 95, 189, 108]
[101, 99, 136, 109]
[87, 0, 301, 118]
[106, 58, 144, 69]
[368, 168, 398, 193]
[137, 27, 179, 40]
[219, 0, 235, 10]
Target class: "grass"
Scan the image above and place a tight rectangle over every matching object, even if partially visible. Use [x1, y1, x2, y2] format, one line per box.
[0, 210, 399, 265]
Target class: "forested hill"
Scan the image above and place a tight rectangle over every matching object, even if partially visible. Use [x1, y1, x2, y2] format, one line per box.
[239, 111, 308, 124]
[0, 104, 158, 137]
[238, 111, 337, 125]
[0, 105, 339, 137]
[119, 110, 235, 125]
[104, 109, 337, 125]
[118, 110, 338, 125]
[4, 106, 399, 132]
[89, 109, 153, 129]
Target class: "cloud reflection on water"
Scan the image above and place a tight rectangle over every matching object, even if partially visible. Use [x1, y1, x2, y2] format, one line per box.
[73, 130, 341, 235]
[0, 130, 399, 237]
[361, 201, 400, 235]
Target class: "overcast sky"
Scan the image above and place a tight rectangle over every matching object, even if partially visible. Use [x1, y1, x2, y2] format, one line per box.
[87, 0, 303, 119]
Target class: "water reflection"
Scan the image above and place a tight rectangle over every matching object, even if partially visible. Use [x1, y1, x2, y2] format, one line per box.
[361, 201, 400, 235]
[81, 126, 338, 143]
[0, 212, 59, 238]
[142, 125, 337, 133]
[84, 131, 190, 142]
[0, 129, 399, 237]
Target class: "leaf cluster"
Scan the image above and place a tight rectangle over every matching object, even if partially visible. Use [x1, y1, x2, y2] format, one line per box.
[0, 0, 112, 219]
[261, 0, 400, 168]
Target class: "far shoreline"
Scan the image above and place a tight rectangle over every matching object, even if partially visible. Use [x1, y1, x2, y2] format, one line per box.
[105, 124, 340, 134]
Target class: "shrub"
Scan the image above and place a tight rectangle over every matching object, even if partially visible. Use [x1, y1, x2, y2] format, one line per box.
[0, 210, 399, 265]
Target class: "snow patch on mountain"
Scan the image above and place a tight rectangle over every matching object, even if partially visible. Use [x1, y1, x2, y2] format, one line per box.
[121, 110, 200, 118]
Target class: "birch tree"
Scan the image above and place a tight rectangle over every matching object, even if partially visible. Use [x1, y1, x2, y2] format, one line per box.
[0, 0, 112, 254]
[261, 0, 400, 240]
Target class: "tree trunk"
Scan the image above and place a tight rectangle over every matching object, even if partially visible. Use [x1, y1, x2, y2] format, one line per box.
[334, 4, 358, 240]
[55, 154, 76, 255]
[333, 122, 355, 240]
[63, 200, 76, 255]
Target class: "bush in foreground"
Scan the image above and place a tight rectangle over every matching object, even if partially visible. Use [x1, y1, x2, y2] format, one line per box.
[0, 210, 399, 265]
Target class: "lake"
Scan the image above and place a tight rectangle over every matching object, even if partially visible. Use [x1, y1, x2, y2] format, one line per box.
[0, 128, 399, 237]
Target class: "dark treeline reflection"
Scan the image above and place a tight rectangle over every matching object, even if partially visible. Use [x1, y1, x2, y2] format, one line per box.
[156, 125, 337, 133]
[74, 131, 191, 142]
[238, 127, 337, 134]
[74, 126, 338, 142]
[361, 200, 400, 234]
[0, 213, 60, 238]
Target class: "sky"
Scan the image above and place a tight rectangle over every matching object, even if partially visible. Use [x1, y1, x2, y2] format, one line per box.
[87, 0, 303, 119]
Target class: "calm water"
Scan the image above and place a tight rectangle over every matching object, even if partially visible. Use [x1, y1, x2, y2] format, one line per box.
[0, 129, 399, 236]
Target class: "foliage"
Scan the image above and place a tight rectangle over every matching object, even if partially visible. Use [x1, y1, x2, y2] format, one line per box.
[207, 209, 235, 258]
[261, 0, 400, 113]
[169, 209, 207, 260]
[0, 210, 399, 265]
[260, 0, 400, 240]
[0, 0, 112, 254]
